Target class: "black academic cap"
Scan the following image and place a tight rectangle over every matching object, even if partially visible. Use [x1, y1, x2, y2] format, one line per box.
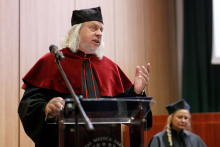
[165, 99, 190, 115]
[71, 6, 103, 26]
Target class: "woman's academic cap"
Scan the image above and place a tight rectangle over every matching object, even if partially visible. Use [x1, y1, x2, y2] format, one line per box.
[165, 99, 190, 115]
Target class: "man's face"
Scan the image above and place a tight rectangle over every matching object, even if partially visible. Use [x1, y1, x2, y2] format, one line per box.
[79, 21, 104, 54]
[171, 109, 189, 133]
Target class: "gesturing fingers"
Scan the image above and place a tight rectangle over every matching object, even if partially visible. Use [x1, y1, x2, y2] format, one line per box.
[147, 63, 150, 73]
[141, 66, 149, 76]
[140, 66, 149, 82]
[135, 66, 141, 77]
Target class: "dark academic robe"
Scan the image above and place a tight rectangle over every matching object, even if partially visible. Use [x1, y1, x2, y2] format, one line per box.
[147, 129, 207, 147]
[18, 48, 152, 147]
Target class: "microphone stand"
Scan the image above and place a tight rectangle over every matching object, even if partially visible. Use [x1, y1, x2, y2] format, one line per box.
[54, 58, 94, 147]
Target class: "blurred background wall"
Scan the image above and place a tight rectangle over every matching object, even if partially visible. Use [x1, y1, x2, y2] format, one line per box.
[1, 0, 211, 146]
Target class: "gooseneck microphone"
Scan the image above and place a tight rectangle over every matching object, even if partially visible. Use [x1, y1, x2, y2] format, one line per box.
[49, 44, 65, 60]
[49, 45, 94, 141]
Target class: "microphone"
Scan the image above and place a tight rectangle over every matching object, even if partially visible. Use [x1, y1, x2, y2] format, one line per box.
[49, 45, 65, 60]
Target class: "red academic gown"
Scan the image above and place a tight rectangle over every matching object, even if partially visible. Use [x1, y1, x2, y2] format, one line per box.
[18, 48, 152, 147]
[21, 48, 133, 96]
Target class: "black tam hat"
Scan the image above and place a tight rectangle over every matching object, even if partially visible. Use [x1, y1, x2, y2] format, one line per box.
[165, 100, 190, 115]
[71, 6, 103, 26]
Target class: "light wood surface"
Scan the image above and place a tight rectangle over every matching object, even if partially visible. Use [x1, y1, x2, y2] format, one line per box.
[19, 0, 74, 146]
[145, 0, 178, 114]
[0, 0, 19, 147]
[0, 0, 178, 146]
[115, 0, 147, 85]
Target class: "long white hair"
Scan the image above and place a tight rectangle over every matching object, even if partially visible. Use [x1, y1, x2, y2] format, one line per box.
[60, 23, 105, 60]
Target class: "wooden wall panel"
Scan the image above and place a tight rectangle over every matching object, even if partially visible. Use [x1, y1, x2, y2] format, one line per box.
[115, 0, 147, 85]
[19, 0, 75, 146]
[15, 0, 178, 146]
[145, 0, 178, 114]
[0, 0, 19, 147]
[75, 0, 115, 61]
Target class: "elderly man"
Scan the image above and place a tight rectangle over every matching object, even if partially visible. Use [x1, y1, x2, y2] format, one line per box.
[18, 7, 151, 147]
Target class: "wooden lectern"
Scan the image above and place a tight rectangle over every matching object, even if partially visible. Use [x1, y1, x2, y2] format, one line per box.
[48, 97, 155, 147]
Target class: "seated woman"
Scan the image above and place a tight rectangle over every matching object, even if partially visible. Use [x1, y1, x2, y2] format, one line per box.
[148, 99, 207, 147]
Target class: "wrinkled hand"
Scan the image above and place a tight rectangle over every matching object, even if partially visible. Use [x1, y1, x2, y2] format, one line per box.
[45, 97, 65, 119]
[134, 63, 150, 94]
